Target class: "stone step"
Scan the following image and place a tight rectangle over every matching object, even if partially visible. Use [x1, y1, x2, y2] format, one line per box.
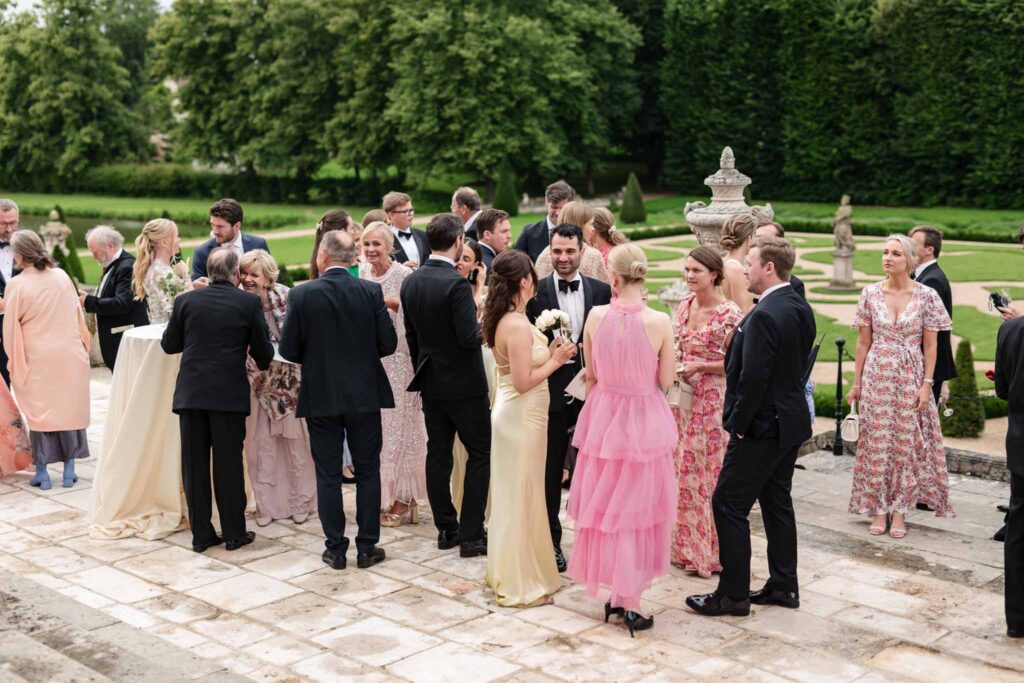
[0, 569, 248, 683]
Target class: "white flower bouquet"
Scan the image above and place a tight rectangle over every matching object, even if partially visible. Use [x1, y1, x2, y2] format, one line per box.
[535, 309, 571, 335]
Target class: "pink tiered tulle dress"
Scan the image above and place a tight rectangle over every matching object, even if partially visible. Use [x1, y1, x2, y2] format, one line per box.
[567, 301, 678, 611]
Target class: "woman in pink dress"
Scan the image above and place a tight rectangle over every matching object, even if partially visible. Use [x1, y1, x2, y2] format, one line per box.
[0, 380, 31, 479]
[568, 243, 678, 637]
[846, 235, 954, 538]
[360, 222, 427, 527]
[671, 247, 741, 576]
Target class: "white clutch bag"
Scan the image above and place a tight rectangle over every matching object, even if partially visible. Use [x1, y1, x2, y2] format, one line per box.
[565, 368, 588, 402]
[841, 401, 859, 442]
[666, 379, 693, 411]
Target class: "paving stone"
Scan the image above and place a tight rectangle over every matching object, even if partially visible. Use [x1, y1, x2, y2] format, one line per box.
[716, 632, 869, 682]
[512, 603, 603, 635]
[646, 607, 746, 653]
[289, 653, 394, 683]
[868, 643, 1022, 682]
[0, 532, 50, 555]
[66, 566, 166, 603]
[515, 639, 657, 682]
[114, 545, 242, 591]
[290, 567, 405, 605]
[243, 593, 361, 638]
[806, 576, 927, 616]
[134, 593, 218, 624]
[61, 536, 163, 563]
[0, 631, 110, 683]
[409, 570, 487, 600]
[831, 606, 948, 645]
[189, 613, 276, 648]
[186, 572, 303, 612]
[443, 613, 558, 656]
[18, 546, 99, 575]
[737, 606, 893, 661]
[635, 639, 745, 678]
[242, 549, 327, 581]
[311, 616, 442, 667]
[359, 586, 487, 632]
[386, 641, 519, 683]
[243, 635, 324, 667]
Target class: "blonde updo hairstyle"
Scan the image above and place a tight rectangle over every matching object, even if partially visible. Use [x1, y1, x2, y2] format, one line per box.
[886, 233, 920, 274]
[720, 213, 758, 252]
[133, 218, 178, 300]
[607, 243, 648, 286]
[239, 249, 279, 286]
[593, 207, 628, 246]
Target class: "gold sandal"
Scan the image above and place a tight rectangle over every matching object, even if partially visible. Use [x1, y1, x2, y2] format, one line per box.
[381, 501, 420, 527]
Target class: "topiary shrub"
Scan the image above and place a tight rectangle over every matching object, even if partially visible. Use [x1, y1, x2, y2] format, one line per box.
[619, 172, 647, 224]
[941, 339, 986, 437]
[492, 164, 519, 217]
[51, 233, 87, 285]
[276, 261, 294, 288]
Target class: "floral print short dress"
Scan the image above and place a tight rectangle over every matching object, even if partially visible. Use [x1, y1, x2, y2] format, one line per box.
[848, 282, 955, 517]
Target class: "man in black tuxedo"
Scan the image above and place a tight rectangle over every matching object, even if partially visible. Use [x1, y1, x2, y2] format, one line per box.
[755, 222, 805, 298]
[909, 226, 957, 404]
[476, 208, 512, 281]
[526, 223, 611, 572]
[0, 199, 22, 386]
[451, 187, 482, 241]
[401, 213, 490, 558]
[687, 236, 815, 617]
[385, 191, 430, 269]
[80, 226, 149, 370]
[997, 306, 1024, 637]
[192, 199, 270, 284]
[279, 230, 396, 571]
[513, 180, 575, 263]
[161, 248, 274, 554]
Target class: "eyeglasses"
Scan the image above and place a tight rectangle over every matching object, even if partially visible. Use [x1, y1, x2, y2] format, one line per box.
[0, 221, 18, 229]
[391, 208, 415, 216]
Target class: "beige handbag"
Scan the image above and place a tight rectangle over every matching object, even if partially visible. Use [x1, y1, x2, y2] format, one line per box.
[565, 367, 588, 402]
[840, 401, 859, 442]
[666, 379, 693, 411]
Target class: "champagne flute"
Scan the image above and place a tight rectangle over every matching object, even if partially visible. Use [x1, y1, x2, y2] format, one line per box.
[559, 325, 574, 364]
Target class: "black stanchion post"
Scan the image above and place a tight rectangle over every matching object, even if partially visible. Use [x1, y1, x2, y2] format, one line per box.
[833, 336, 845, 455]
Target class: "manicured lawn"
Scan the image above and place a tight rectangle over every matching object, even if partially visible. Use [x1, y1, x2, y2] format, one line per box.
[951, 305, 1001, 361]
[802, 245, 1024, 280]
[648, 268, 682, 279]
[808, 285, 865, 296]
[642, 247, 685, 262]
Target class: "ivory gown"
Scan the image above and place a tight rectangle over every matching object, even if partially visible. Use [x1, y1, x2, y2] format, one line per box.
[485, 326, 560, 607]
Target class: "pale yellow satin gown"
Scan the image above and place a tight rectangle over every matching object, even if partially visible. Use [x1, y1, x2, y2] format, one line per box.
[485, 327, 560, 607]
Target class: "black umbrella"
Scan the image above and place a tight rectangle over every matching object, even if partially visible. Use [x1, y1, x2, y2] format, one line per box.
[802, 333, 826, 386]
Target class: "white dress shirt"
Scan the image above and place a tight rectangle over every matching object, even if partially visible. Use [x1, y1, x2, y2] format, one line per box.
[554, 272, 585, 342]
[0, 238, 13, 283]
[393, 227, 421, 264]
[758, 281, 792, 303]
[223, 231, 245, 260]
[547, 217, 557, 235]
[914, 259, 937, 280]
[97, 249, 124, 295]
[464, 211, 481, 235]
[427, 254, 455, 267]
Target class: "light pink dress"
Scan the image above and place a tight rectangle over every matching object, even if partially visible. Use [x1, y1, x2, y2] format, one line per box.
[567, 301, 678, 611]
[360, 261, 427, 507]
[0, 380, 31, 478]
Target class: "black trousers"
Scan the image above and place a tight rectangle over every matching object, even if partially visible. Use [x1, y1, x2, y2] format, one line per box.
[178, 410, 248, 546]
[932, 380, 943, 406]
[546, 401, 581, 548]
[713, 435, 800, 600]
[422, 395, 490, 543]
[1006, 471, 1024, 631]
[0, 333, 9, 387]
[307, 413, 382, 555]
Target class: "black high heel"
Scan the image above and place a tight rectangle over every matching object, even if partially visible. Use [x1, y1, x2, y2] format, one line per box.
[604, 602, 625, 622]
[623, 611, 653, 638]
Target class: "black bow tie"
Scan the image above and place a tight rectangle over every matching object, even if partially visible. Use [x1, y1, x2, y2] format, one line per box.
[0, 242, 9, 248]
[558, 279, 580, 293]
[397, 231, 413, 240]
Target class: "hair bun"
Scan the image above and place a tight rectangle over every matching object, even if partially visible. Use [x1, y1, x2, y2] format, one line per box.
[629, 261, 647, 279]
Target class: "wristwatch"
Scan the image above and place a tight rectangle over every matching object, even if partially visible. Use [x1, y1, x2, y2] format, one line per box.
[923, 378, 935, 385]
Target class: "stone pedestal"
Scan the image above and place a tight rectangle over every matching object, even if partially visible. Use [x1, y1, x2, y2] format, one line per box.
[829, 250, 855, 289]
[683, 147, 773, 250]
[657, 280, 689, 314]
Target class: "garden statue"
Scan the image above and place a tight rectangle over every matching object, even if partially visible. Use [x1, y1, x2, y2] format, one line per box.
[40, 209, 71, 257]
[829, 194, 856, 288]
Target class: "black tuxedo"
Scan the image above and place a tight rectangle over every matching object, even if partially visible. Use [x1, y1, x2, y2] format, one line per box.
[479, 242, 497, 283]
[514, 219, 550, 263]
[526, 273, 611, 549]
[83, 252, 149, 370]
[392, 228, 431, 266]
[996, 318, 1024, 632]
[915, 262, 957, 400]
[0, 258, 20, 386]
[714, 284, 815, 601]
[790, 274, 805, 299]
[464, 213, 480, 242]
[161, 282, 274, 548]
[401, 257, 490, 543]
[279, 267, 397, 555]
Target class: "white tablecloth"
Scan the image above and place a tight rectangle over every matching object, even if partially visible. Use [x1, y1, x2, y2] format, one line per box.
[89, 325, 187, 540]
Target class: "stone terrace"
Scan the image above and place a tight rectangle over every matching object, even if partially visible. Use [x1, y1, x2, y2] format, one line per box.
[0, 370, 1021, 682]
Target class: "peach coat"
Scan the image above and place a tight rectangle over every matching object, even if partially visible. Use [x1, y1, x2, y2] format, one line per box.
[3, 267, 91, 431]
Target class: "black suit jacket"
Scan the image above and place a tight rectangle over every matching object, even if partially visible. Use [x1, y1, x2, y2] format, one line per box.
[400, 258, 487, 400]
[83, 252, 149, 369]
[915, 262, 957, 385]
[191, 233, 270, 280]
[996, 318, 1024, 476]
[0, 262, 21, 339]
[513, 220, 549, 263]
[279, 268, 396, 418]
[392, 228, 431, 266]
[526, 274, 612, 412]
[161, 282, 273, 414]
[790, 274, 806, 299]
[724, 285, 816, 451]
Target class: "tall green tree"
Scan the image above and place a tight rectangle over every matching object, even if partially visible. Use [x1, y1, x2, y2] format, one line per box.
[0, 0, 139, 188]
[99, 0, 160, 108]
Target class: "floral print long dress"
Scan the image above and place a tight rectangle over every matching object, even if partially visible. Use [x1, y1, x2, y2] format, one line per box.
[848, 282, 955, 517]
[671, 294, 741, 576]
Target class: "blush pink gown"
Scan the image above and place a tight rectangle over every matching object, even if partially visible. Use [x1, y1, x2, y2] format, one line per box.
[567, 301, 678, 611]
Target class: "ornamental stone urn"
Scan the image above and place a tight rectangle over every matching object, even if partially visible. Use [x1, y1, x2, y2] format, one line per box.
[659, 147, 774, 312]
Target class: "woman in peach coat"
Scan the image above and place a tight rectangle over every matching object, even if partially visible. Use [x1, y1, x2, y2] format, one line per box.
[3, 230, 91, 489]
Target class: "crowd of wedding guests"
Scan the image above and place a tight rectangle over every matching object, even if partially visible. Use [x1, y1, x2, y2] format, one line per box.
[1, 184, 1022, 637]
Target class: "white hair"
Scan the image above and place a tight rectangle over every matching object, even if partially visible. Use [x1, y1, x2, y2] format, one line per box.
[0, 199, 18, 213]
[886, 233, 920, 273]
[85, 225, 125, 249]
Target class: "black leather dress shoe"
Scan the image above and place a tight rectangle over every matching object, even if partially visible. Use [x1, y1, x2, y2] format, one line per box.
[460, 537, 487, 558]
[685, 592, 751, 617]
[995, 525, 1007, 543]
[225, 531, 255, 551]
[1009, 628, 1024, 638]
[554, 546, 567, 573]
[322, 549, 346, 570]
[438, 529, 461, 550]
[749, 587, 800, 609]
[357, 546, 386, 569]
[192, 535, 223, 554]
[915, 502, 934, 511]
